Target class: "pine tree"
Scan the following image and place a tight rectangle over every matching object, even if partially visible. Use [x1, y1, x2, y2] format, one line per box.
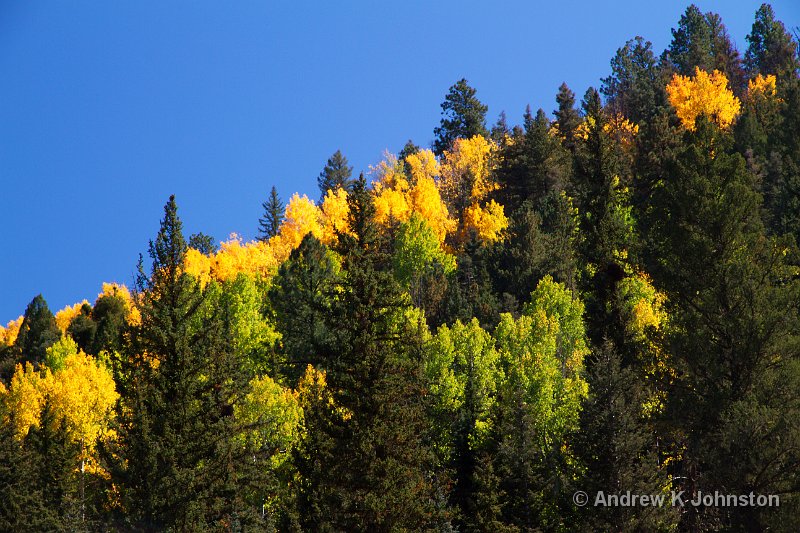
[104, 195, 268, 530]
[258, 186, 284, 241]
[317, 150, 354, 201]
[14, 294, 61, 367]
[268, 233, 339, 384]
[433, 78, 489, 155]
[666, 6, 745, 93]
[601, 36, 666, 124]
[553, 83, 581, 151]
[66, 303, 96, 355]
[297, 175, 438, 530]
[745, 3, 800, 81]
[647, 118, 800, 531]
[188, 232, 216, 254]
[572, 344, 679, 532]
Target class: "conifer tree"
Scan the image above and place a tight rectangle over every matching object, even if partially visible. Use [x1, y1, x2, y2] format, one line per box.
[258, 185, 284, 241]
[317, 150, 354, 201]
[554, 83, 582, 151]
[105, 195, 268, 530]
[433, 78, 489, 155]
[602, 36, 666, 124]
[745, 3, 800, 80]
[14, 294, 61, 367]
[297, 175, 438, 530]
[648, 118, 800, 531]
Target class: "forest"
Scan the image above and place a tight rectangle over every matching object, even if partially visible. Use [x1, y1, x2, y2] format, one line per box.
[1, 3, 800, 531]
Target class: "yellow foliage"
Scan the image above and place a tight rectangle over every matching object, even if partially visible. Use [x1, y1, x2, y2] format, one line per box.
[1, 344, 118, 450]
[269, 193, 324, 263]
[408, 175, 456, 243]
[747, 73, 777, 101]
[462, 200, 508, 243]
[320, 188, 351, 245]
[55, 301, 89, 333]
[605, 114, 639, 148]
[404, 149, 439, 184]
[4, 362, 47, 437]
[666, 67, 741, 131]
[0, 316, 23, 346]
[47, 350, 119, 450]
[214, 236, 279, 282]
[439, 136, 498, 207]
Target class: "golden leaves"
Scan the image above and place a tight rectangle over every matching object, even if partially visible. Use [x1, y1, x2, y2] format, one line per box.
[666, 67, 741, 131]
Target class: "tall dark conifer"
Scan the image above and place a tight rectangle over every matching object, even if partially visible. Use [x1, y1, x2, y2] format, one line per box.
[317, 150, 354, 201]
[258, 185, 284, 241]
[433, 78, 489, 155]
[105, 195, 267, 530]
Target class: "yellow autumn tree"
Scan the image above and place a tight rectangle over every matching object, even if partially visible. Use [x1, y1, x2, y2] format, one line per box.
[0, 316, 23, 347]
[439, 136, 508, 243]
[270, 193, 324, 263]
[320, 187, 351, 245]
[371, 150, 456, 243]
[54, 301, 89, 333]
[666, 67, 741, 131]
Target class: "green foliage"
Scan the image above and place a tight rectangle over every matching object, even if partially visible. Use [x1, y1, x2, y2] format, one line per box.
[602, 36, 666, 124]
[745, 3, 799, 80]
[269, 233, 340, 383]
[15, 294, 61, 367]
[433, 78, 489, 155]
[393, 214, 456, 287]
[317, 149, 354, 201]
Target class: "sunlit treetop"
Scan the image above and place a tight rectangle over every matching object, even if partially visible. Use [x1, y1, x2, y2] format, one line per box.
[320, 187, 352, 245]
[54, 301, 89, 333]
[746, 73, 778, 102]
[666, 67, 741, 131]
[0, 316, 23, 346]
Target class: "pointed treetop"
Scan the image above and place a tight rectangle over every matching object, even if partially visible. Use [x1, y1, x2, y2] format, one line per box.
[433, 78, 489, 155]
[317, 150, 354, 202]
[258, 186, 284, 242]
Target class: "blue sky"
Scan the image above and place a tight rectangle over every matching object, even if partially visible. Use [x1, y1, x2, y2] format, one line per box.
[1, 1, 798, 322]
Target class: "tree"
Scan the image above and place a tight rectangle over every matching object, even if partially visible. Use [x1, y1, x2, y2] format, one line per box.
[268, 233, 340, 384]
[14, 294, 61, 367]
[553, 83, 581, 151]
[258, 186, 284, 242]
[745, 3, 800, 81]
[666, 5, 745, 91]
[66, 303, 96, 355]
[647, 118, 800, 531]
[188, 232, 216, 254]
[601, 36, 666, 125]
[666, 67, 741, 132]
[317, 150, 354, 201]
[296, 175, 439, 530]
[433, 78, 489, 155]
[105, 196, 268, 530]
[572, 344, 678, 532]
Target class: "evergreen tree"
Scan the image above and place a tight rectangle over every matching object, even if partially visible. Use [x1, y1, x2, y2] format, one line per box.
[0, 412, 48, 531]
[297, 175, 438, 530]
[433, 78, 489, 155]
[25, 401, 83, 530]
[601, 36, 666, 124]
[553, 83, 582, 152]
[745, 3, 800, 81]
[666, 6, 745, 93]
[258, 186, 284, 241]
[66, 303, 96, 355]
[188, 232, 216, 254]
[104, 195, 268, 530]
[91, 293, 127, 356]
[268, 233, 340, 384]
[572, 344, 679, 532]
[648, 118, 800, 531]
[317, 150, 354, 201]
[14, 294, 61, 367]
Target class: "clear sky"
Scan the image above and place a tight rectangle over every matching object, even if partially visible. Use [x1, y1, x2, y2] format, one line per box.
[1, 1, 798, 322]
